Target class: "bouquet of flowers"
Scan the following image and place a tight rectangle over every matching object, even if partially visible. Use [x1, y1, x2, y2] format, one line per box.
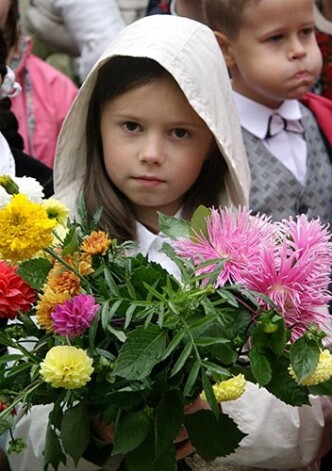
[0, 175, 332, 471]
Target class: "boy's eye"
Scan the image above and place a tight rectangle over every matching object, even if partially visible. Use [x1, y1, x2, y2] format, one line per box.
[123, 121, 140, 132]
[171, 128, 191, 139]
[267, 34, 283, 43]
[299, 27, 314, 37]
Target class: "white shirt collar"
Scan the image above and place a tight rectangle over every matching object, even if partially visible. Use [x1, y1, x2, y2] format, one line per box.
[232, 91, 304, 139]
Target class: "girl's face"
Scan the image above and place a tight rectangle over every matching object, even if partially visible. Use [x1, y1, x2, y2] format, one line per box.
[100, 75, 214, 229]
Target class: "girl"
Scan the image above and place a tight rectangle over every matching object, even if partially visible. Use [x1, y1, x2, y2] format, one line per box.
[8, 14, 332, 471]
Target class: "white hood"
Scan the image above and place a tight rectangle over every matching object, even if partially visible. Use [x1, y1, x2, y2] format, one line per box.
[54, 14, 250, 211]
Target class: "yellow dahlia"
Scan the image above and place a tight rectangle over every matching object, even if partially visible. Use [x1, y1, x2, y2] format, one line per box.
[289, 349, 332, 386]
[36, 289, 71, 331]
[0, 194, 56, 262]
[42, 198, 69, 226]
[201, 374, 247, 402]
[80, 231, 112, 256]
[40, 345, 94, 389]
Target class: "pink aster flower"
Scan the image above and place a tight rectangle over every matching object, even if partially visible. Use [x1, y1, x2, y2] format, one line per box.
[174, 207, 275, 287]
[281, 215, 332, 284]
[243, 216, 332, 339]
[51, 294, 99, 338]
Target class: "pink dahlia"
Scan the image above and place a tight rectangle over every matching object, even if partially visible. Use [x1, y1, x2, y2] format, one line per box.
[174, 208, 275, 287]
[0, 261, 36, 319]
[51, 294, 99, 338]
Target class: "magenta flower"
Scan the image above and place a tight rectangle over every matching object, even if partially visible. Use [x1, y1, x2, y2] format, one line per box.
[174, 207, 275, 287]
[51, 294, 99, 338]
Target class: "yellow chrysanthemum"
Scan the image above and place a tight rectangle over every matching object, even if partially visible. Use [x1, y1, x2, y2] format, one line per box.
[201, 374, 247, 402]
[78, 254, 94, 276]
[36, 289, 71, 331]
[0, 194, 56, 262]
[42, 198, 69, 226]
[80, 230, 112, 256]
[289, 349, 332, 386]
[40, 345, 94, 389]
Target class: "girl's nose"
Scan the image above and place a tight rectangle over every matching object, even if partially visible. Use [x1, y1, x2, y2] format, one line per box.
[138, 134, 165, 165]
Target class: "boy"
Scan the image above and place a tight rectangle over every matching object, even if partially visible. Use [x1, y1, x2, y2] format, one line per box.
[204, 0, 332, 227]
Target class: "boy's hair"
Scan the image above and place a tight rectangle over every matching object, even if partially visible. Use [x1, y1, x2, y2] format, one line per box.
[84, 56, 227, 243]
[204, 0, 258, 39]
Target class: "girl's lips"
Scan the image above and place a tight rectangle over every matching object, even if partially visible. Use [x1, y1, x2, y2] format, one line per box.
[132, 176, 165, 187]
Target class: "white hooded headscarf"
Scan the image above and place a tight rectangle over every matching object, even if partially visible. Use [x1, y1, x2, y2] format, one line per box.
[54, 14, 250, 213]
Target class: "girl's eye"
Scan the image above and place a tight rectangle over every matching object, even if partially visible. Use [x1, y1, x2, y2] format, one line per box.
[171, 128, 191, 139]
[123, 122, 141, 132]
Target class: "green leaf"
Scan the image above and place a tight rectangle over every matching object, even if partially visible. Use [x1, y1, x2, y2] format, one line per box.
[101, 299, 124, 330]
[159, 213, 190, 239]
[195, 337, 230, 347]
[309, 376, 332, 396]
[170, 341, 192, 378]
[201, 360, 230, 378]
[0, 413, 13, 436]
[155, 390, 184, 453]
[60, 402, 90, 465]
[201, 370, 219, 417]
[249, 349, 272, 386]
[189, 205, 210, 239]
[17, 258, 52, 290]
[125, 428, 155, 471]
[185, 410, 246, 458]
[114, 325, 167, 380]
[62, 227, 79, 255]
[290, 337, 320, 384]
[112, 411, 150, 455]
[183, 360, 201, 397]
[106, 324, 127, 343]
[44, 423, 66, 470]
[266, 356, 310, 406]
[162, 330, 186, 360]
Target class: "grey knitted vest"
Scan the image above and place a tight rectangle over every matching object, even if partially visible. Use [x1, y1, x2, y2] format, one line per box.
[243, 103, 332, 227]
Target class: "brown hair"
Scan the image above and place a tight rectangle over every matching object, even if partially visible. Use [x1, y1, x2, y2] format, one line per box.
[3, 0, 19, 50]
[204, 0, 258, 39]
[84, 56, 227, 243]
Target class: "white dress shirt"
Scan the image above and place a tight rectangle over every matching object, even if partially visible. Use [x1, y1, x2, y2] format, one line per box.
[232, 92, 307, 185]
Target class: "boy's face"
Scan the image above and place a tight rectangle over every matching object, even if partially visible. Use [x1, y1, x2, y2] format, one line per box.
[227, 0, 322, 108]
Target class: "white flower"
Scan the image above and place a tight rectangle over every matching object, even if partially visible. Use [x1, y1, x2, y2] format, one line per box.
[0, 187, 12, 208]
[0, 177, 44, 208]
[13, 177, 44, 202]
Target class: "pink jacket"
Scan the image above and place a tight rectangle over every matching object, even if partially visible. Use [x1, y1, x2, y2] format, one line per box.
[10, 37, 78, 168]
